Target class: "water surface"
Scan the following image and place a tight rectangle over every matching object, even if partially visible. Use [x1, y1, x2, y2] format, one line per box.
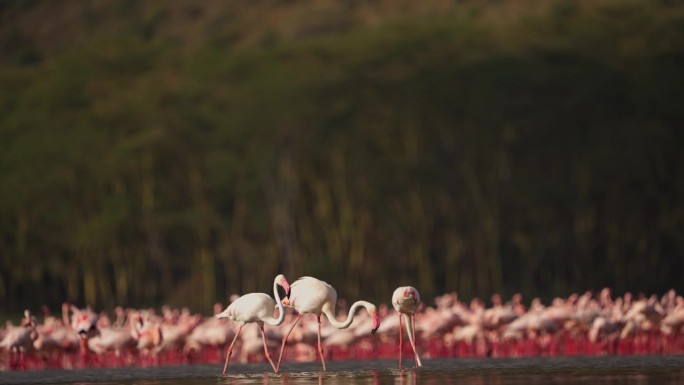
[3, 356, 684, 385]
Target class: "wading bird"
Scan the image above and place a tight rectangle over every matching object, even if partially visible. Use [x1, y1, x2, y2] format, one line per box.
[393, 286, 423, 368]
[215, 274, 290, 374]
[276, 276, 381, 372]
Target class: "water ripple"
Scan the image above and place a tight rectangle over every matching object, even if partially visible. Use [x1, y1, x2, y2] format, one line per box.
[2, 356, 684, 385]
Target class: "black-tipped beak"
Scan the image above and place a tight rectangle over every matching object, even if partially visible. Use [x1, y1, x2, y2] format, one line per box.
[371, 314, 381, 334]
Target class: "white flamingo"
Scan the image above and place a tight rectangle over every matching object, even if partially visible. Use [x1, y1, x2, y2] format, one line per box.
[215, 274, 290, 374]
[392, 286, 423, 368]
[276, 276, 381, 372]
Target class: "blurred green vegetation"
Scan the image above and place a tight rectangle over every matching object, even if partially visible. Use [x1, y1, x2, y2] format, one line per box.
[0, 0, 683, 313]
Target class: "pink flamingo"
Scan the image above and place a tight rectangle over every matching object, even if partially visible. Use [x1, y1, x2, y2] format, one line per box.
[215, 274, 290, 374]
[661, 297, 684, 335]
[392, 286, 423, 368]
[33, 306, 79, 355]
[86, 311, 141, 357]
[182, 313, 234, 355]
[276, 276, 381, 372]
[0, 310, 37, 368]
[69, 305, 99, 357]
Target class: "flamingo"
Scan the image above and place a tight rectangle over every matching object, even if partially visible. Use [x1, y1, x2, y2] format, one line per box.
[215, 274, 290, 374]
[276, 276, 381, 372]
[158, 314, 200, 353]
[33, 306, 79, 355]
[0, 310, 38, 368]
[392, 286, 423, 368]
[86, 311, 141, 356]
[182, 314, 235, 355]
[69, 305, 99, 357]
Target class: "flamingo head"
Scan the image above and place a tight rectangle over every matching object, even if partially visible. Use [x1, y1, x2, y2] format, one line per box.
[371, 309, 381, 334]
[22, 309, 32, 326]
[74, 312, 97, 339]
[275, 274, 290, 297]
[403, 288, 418, 302]
[132, 313, 144, 330]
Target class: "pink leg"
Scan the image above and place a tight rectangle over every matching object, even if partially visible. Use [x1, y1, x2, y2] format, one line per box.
[317, 315, 327, 371]
[398, 313, 404, 369]
[277, 314, 302, 372]
[260, 325, 277, 372]
[223, 324, 244, 375]
[80, 338, 88, 358]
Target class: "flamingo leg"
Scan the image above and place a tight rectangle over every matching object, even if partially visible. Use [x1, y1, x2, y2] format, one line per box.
[407, 313, 422, 368]
[317, 314, 327, 371]
[398, 313, 404, 369]
[223, 324, 244, 375]
[260, 325, 277, 372]
[79, 337, 88, 358]
[277, 314, 302, 372]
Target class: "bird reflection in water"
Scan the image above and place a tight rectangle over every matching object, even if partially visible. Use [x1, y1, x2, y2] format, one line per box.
[397, 370, 417, 385]
[218, 370, 383, 385]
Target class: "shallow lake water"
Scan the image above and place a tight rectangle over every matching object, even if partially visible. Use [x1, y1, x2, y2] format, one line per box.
[2, 356, 684, 385]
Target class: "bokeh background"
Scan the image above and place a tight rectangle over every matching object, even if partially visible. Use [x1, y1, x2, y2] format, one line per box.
[1, 0, 682, 316]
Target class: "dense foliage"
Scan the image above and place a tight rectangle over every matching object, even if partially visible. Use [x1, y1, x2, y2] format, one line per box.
[1, 0, 683, 314]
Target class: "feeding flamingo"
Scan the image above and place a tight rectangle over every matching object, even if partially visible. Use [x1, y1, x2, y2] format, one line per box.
[276, 276, 381, 372]
[215, 274, 290, 374]
[392, 286, 423, 368]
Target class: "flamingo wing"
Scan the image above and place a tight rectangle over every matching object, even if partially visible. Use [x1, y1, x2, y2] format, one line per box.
[226, 293, 275, 323]
[290, 277, 335, 314]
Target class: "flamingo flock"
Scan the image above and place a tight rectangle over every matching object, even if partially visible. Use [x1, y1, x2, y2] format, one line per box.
[2, 279, 684, 372]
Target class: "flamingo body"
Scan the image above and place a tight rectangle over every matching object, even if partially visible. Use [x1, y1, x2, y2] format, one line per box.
[0, 311, 38, 369]
[288, 277, 334, 314]
[87, 327, 137, 355]
[221, 293, 280, 325]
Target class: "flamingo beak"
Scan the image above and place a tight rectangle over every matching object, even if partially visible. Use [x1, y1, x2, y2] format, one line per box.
[371, 313, 381, 334]
[283, 281, 291, 297]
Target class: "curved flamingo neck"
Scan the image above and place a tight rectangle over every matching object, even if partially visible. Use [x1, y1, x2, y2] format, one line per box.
[404, 314, 416, 344]
[322, 300, 375, 329]
[264, 279, 287, 326]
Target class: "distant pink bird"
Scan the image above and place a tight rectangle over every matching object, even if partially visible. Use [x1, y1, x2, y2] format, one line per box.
[392, 286, 423, 368]
[276, 276, 381, 372]
[69, 305, 98, 356]
[215, 274, 290, 374]
[0, 310, 37, 368]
